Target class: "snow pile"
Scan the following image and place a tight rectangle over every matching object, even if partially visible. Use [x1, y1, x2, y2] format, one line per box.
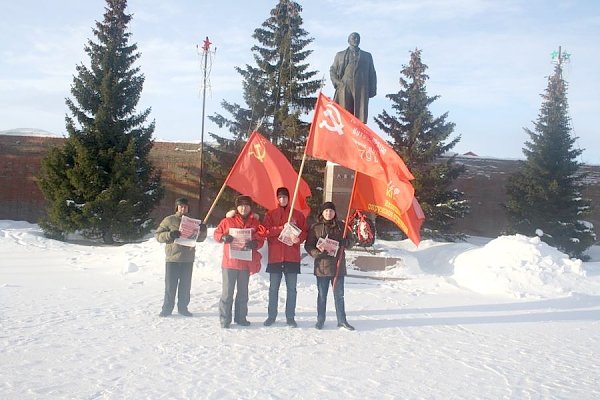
[453, 234, 585, 298]
[122, 261, 139, 274]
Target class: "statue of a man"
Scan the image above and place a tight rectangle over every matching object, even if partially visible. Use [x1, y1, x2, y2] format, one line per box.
[330, 32, 377, 123]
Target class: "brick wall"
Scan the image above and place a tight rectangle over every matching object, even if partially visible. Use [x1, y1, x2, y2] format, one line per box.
[453, 157, 600, 238]
[325, 159, 600, 240]
[1, 135, 598, 241]
[148, 141, 204, 220]
[0, 136, 61, 222]
[0, 135, 207, 226]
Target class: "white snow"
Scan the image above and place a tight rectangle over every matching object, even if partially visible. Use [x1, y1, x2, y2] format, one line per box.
[1, 220, 599, 399]
[0, 128, 60, 137]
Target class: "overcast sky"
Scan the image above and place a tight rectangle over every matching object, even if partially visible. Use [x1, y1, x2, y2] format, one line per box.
[1, 0, 599, 163]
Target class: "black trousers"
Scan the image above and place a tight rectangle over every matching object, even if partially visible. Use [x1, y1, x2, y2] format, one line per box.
[161, 262, 193, 313]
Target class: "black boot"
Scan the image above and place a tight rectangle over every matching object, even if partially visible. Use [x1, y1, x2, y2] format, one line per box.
[338, 321, 355, 331]
[286, 318, 298, 328]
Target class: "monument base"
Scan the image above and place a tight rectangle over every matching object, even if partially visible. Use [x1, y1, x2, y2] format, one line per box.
[351, 255, 403, 272]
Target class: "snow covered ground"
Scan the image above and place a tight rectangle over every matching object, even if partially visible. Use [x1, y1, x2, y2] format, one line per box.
[1, 220, 599, 399]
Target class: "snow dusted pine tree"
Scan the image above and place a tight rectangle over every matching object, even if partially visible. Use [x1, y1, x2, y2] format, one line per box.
[205, 0, 323, 213]
[375, 48, 468, 240]
[505, 48, 595, 259]
[38, 0, 162, 243]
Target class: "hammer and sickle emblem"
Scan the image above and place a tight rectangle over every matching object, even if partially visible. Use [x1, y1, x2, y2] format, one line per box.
[385, 181, 400, 198]
[385, 181, 395, 198]
[318, 103, 344, 135]
[249, 141, 266, 163]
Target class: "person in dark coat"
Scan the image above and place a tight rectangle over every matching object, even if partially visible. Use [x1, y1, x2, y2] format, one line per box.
[261, 187, 308, 328]
[155, 197, 207, 317]
[304, 201, 355, 330]
[213, 195, 264, 328]
[330, 32, 377, 123]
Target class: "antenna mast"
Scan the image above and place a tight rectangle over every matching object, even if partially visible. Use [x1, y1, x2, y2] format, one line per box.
[196, 36, 215, 218]
[551, 46, 571, 76]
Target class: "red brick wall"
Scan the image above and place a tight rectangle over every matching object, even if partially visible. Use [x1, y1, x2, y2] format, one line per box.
[148, 141, 204, 220]
[325, 159, 600, 240]
[0, 136, 61, 222]
[0, 136, 207, 226]
[1, 135, 599, 241]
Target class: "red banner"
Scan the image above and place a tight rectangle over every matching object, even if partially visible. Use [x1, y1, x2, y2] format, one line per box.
[306, 93, 415, 212]
[350, 172, 424, 245]
[225, 131, 311, 217]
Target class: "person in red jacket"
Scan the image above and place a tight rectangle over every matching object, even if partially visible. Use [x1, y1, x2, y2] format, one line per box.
[213, 195, 264, 328]
[261, 187, 308, 328]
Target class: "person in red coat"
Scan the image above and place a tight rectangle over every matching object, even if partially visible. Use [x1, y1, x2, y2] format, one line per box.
[261, 187, 308, 328]
[213, 195, 264, 328]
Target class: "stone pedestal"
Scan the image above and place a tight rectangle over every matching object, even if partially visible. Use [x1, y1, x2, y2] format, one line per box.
[351, 255, 403, 271]
[323, 162, 355, 219]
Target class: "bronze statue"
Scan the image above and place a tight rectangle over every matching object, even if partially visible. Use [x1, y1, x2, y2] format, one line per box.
[330, 32, 377, 123]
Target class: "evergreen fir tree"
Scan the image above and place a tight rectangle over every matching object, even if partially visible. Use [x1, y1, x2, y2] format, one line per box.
[505, 51, 595, 259]
[38, 0, 162, 243]
[374, 48, 468, 240]
[205, 0, 323, 216]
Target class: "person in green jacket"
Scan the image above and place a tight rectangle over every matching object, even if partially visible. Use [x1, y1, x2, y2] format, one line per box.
[155, 197, 207, 317]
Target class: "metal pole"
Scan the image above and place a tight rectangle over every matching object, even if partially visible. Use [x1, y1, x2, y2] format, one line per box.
[198, 37, 211, 219]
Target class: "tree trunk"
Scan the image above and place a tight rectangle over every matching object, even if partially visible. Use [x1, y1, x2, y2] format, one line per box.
[102, 230, 114, 244]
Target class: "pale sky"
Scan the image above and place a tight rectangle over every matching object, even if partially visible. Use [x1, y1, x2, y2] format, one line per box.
[1, 0, 599, 163]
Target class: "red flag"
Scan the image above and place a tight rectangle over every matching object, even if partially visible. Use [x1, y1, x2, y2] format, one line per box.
[306, 93, 415, 212]
[224, 131, 311, 217]
[350, 172, 424, 245]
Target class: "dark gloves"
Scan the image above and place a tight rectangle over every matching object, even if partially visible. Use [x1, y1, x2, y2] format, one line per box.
[339, 238, 351, 247]
[221, 234, 234, 243]
[313, 250, 326, 259]
[196, 224, 208, 242]
[243, 240, 258, 250]
[169, 230, 181, 240]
